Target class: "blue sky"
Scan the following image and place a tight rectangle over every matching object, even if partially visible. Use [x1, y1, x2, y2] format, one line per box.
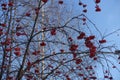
[86, 1, 120, 79]
[68, 0, 120, 70]
[86, 0, 120, 49]
[68, 0, 120, 49]
[70, 0, 120, 79]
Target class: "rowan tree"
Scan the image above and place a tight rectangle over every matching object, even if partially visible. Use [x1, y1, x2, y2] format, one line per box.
[0, 0, 120, 80]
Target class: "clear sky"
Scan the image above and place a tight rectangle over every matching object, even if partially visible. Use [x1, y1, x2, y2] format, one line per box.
[86, 0, 120, 49]
[68, 0, 120, 49]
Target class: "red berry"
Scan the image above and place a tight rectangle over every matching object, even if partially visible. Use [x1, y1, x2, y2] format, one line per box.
[86, 35, 95, 41]
[55, 70, 61, 75]
[42, 27, 46, 31]
[93, 57, 97, 60]
[1, 42, 5, 45]
[2, 65, 7, 68]
[0, 31, 3, 35]
[72, 53, 77, 59]
[42, 0, 48, 3]
[85, 40, 93, 48]
[14, 51, 21, 56]
[89, 52, 95, 58]
[89, 47, 96, 58]
[83, 22, 86, 25]
[7, 76, 13, 80]
[89, 35, 95, 40]
[112, 66, 116, 68]
[1, 3, 7, 7]
[35, 69, 39, 73]
[69, 44, 78, 51]
[8, 2, 13, 6]
[1, 23, 6, 27]
[35, 8, 40, 14]
[104, 75, 109, 78]
[75, 58, 82, 64]
[0, 28, 3, 35]
[105, 70, 108, 73]
[50, 28, 56, 35]
[60, 49, 64, 53]
[6, 38, 11, 41]
[27, 62, 31, 66]
[2, 7, 7, 10]
[77, 32, 85, 39]
[95, 7, 101, 12]
[5, 48, 11, 52]
[36, 50, 40, 53]
[25, 12, 31, 17]
[83, 78, 88, 80]
[40, 42, 46, 46]
[99, 39, 106, 43]
[89, 76, 97, 79]
[59, 1, 63, 4]
[78, 73, 84, 76]
[68, 37, 73, 41]
[32, 51, 38, 55]
[16, 32, 21, 36]
[82, 18, 86, 22]
[95, 0, 100, 4]
[79, 2, 82, 6]
[0, 28, 3, 31]
[21, 32, 26, 35]
[83, 9, 87, 13]
[83, 4, 87, 8]
[109, 77, 113, 79]
[16, 26, 22, 30]
[66, 75, 71, 80]
[14, 47, 20, 51]
[66, 77, 71, 80]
